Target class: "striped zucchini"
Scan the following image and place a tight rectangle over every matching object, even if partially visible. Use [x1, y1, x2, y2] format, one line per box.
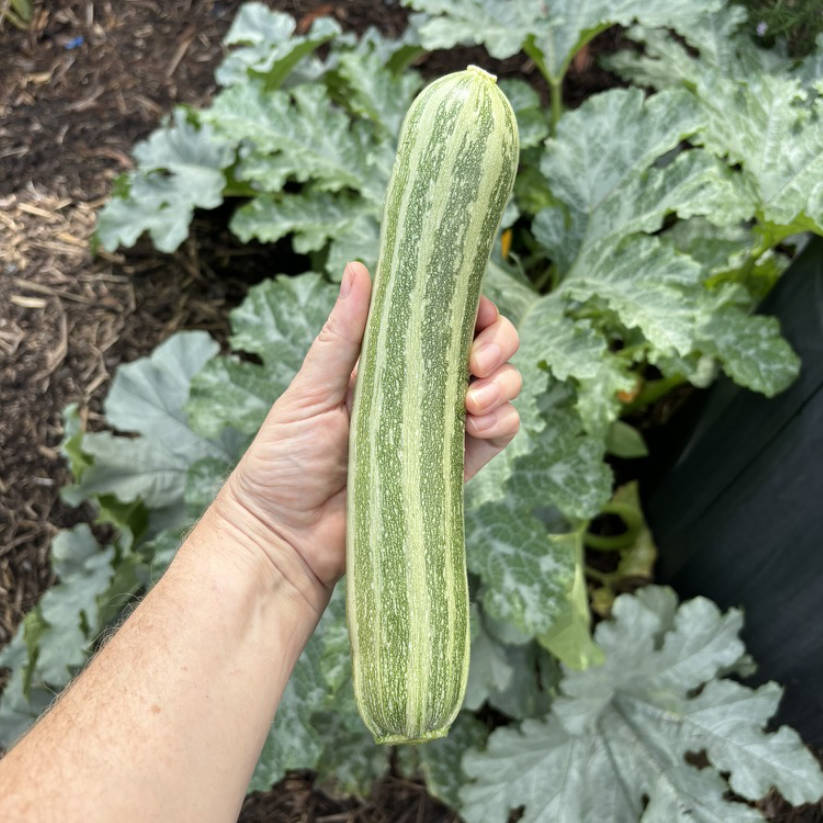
[346, 65, 519, 744]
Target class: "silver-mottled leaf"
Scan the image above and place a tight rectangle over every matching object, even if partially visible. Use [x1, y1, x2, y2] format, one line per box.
[498, 77, 550, 149]
[460, 587, 823, 823]
[407, 0, 721, 83]
[609, 14, 823, 233]
[63, 332, 226, 510]
[216, 4, 339, 88]
[464, 604, 514, 711]
[697, 289, 800, 396]
[466, 388, 611, 641]
[405, 0, 552, 59]
[205, 82, 385, 205]
[230, 190, 371, 252]
[417, 712, 488, 810]
[336, 48, 423, 139]
[96, 110, 233, 253]
[326, 212, 380, 278]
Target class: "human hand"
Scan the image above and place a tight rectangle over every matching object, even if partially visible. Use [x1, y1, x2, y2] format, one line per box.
[218, 262, 521, 609]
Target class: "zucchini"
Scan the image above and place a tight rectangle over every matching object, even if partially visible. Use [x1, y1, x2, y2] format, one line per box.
[346, 65, 519, 743]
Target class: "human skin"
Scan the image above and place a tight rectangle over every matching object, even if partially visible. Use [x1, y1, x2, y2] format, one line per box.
[0, 262, 522, 823]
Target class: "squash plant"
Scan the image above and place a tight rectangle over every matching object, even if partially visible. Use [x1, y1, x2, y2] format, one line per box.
[3, 2, 823, 819]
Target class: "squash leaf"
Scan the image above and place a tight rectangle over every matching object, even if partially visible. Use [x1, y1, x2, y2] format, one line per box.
[96, 110, 234, 253]
[334, 48, 423, 139]
[531, 87, 799, 398]
[461, 587, 823, 823]
[406, 0, 723, 83]
[465, 384, 611, 646]
[0, 526, 117, 746]
[216, 3, 340, 89]
[62, 331, 228, 510]
[610, 11, 823, 235]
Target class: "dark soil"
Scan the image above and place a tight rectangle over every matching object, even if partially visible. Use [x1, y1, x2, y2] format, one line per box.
[2, 1, 817, 821]
[239, 772, 460, 823]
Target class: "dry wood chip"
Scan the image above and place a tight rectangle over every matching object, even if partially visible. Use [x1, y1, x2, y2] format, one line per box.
[17, 202, 60, 220]
[55, 231, 88, 248]
[67, 86, 105, 112]
[10, 295, 47, 309]
[167, 26, 196, 78]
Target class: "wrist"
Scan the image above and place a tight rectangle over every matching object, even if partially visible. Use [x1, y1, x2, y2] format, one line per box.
[196, 478, 333, 618]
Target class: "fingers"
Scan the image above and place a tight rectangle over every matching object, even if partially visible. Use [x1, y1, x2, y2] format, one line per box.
[289, 262, 372, 409]
[464, 406, 520, 481]
[469, 314, 519, 378]
[466, 403, 520, 441]
[465, 363, 522, 416]
[465, 302, 521, 479]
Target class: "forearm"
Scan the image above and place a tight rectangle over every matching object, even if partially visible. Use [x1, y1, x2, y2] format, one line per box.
[0, 489, 328, 823]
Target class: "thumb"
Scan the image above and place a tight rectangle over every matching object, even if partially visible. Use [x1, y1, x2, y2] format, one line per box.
[289, 262, 372, 408]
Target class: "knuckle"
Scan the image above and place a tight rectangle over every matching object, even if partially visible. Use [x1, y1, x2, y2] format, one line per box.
[499, 316, 520, 353]
[317, 317, 342, 346]
[509, 367, 523, 396]
[505, 406, 520, 432]
[507, 331, 521, 357]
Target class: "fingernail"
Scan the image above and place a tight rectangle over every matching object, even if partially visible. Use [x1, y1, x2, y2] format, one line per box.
[468, 382, 499, 410]
[474, 343, 501, 374]
[340, 264, 355, 299]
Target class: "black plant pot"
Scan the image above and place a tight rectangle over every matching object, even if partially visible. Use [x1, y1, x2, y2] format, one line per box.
[645, 235, 823, 744]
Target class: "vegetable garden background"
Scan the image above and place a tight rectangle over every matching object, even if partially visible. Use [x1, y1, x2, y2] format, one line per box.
[2, 1, 823, 820]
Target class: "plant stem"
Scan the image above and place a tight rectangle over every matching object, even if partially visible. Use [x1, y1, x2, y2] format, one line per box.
[585, 533, 633, 551]
[623, 373, 687, 414]
[585, 566, 614, 584]
[523, 39, 563, 135]
[584, 502, 643, 551]
[533, 264, 556, 293]
[549, 78, 563, 135]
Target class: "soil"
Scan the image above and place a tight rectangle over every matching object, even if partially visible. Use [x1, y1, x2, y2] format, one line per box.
[1, 2, 819, 821]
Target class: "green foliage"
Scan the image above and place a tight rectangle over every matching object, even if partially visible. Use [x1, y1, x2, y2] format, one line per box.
[215, 3, 340, 88]
[95, 4, 416, 277]
[0, 525, 117, 742]
[187, 273, 337, 439]
[404, 0, 724, 122]
[405, 0, 722, 83]
[4, 0, 823, 815]
[738, 0, 823, 56]
[461, 587, 823, 822]
[96, 110, 235, 253]
[606, 7, 823, 244]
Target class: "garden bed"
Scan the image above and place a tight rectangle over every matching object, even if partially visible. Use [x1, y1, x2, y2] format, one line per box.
[3, 2, 823, 821]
